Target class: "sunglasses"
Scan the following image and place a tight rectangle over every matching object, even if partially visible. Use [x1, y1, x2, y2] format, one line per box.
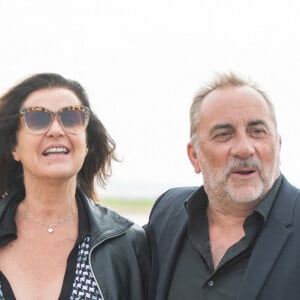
[20, 105, 90, 135]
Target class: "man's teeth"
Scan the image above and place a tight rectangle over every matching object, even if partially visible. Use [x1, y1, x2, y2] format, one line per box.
[45, 147, 68, 154]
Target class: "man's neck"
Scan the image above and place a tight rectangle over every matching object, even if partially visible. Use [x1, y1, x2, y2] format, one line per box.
[207, 204, 250, 268]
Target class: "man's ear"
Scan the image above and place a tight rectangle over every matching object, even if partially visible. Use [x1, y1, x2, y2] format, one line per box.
[279, 135, 282, 149]
[187, 142, 201, 174]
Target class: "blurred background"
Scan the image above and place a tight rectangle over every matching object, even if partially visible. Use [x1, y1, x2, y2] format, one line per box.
[1, 0, 300, 225]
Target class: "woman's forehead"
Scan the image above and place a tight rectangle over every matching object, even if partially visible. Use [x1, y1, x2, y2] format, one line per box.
[22, 88, 81, 109]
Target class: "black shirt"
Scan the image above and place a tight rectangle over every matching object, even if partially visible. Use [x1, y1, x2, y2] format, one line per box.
[167, 176, 282, 300]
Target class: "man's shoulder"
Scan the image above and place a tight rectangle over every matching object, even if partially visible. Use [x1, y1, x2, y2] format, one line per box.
[147, 187, 200, 241]
[272, 176, 300, 218]
[148, 186, 200, 222]
[155, 186, 198, 207]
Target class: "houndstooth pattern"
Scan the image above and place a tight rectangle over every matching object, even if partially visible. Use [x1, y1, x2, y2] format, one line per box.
[0, 282, 4, 300]
[70, 236, 103, 300]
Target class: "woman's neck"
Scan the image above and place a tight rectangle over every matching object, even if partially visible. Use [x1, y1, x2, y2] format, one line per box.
[22, 177, 77, 219]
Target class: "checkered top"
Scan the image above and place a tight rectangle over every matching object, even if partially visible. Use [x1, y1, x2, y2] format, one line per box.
[70, 236, 103, 299]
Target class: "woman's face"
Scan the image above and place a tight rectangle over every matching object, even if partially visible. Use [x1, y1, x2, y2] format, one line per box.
[12, 88, 88, 184]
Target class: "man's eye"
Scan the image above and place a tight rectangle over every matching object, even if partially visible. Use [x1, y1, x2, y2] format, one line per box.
[250, 128, 267, 136]
[213, 132, 231, 141]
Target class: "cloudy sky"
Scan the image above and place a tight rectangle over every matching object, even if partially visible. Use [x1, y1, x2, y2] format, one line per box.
[1, 0, 300, 199]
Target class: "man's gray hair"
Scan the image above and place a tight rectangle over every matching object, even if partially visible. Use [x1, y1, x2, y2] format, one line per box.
[189, 72, 277, 148]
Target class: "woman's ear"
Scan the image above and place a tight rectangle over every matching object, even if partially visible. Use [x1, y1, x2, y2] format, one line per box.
[11, 147, 20, 162]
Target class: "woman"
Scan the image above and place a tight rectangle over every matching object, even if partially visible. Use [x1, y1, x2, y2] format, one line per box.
[0, 73, 148, 299]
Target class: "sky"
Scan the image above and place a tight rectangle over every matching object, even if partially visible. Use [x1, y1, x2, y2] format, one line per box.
[1, 1, 300, 200]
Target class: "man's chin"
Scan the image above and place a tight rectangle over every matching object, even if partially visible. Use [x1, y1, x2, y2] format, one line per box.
[226, 185, 265, 204]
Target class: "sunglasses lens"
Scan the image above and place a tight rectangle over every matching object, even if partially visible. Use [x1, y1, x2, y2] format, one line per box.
[24, 111, 51, 134]
[60, 109, 88, 133]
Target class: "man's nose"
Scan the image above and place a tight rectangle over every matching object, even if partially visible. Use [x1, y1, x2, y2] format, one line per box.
[230, 132, 255, 159]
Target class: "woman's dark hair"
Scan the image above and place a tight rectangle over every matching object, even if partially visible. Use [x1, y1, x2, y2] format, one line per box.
[0, 73, 117, 200]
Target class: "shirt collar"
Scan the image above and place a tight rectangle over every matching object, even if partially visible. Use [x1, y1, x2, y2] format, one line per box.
[254, 175, 282, 223]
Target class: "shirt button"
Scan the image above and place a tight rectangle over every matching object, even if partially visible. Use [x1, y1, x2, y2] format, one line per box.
[208, 280, 214, 287]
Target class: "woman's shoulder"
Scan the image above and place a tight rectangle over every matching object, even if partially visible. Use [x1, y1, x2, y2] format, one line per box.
[79, 191, 146, 241]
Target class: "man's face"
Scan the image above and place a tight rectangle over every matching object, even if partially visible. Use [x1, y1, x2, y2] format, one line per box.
[187, 85, 281, 204]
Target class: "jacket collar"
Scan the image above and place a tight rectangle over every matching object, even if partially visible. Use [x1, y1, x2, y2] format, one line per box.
[0, 189, 24, 246]
[76, 189, 133, 244]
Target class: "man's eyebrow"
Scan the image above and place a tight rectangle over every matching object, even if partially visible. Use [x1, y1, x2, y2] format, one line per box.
[247, 120, 269, 128]
[209, 124, 234, 136]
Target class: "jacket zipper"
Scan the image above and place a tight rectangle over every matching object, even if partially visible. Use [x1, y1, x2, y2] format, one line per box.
[88, 230, 127, 300]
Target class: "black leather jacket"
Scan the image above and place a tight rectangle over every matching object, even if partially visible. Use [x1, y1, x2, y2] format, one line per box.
[0, 189, 149, 300]
[79, 190, 149, 299]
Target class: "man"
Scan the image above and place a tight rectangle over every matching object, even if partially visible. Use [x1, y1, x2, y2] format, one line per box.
[147, 72, 300, 300]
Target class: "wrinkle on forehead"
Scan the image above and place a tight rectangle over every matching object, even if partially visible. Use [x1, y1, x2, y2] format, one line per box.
[199, 86, 275, 130]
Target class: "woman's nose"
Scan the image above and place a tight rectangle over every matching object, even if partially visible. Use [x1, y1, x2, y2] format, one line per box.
[46, 118, 65, 136]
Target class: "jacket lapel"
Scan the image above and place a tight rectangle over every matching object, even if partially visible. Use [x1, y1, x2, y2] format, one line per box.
[156, 206, 188, 300]
[238, 218, 291, 299]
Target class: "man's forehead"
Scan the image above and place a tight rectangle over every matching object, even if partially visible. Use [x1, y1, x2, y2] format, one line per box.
[200, 87, 272, 119]
[202, 85, 268, 107]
